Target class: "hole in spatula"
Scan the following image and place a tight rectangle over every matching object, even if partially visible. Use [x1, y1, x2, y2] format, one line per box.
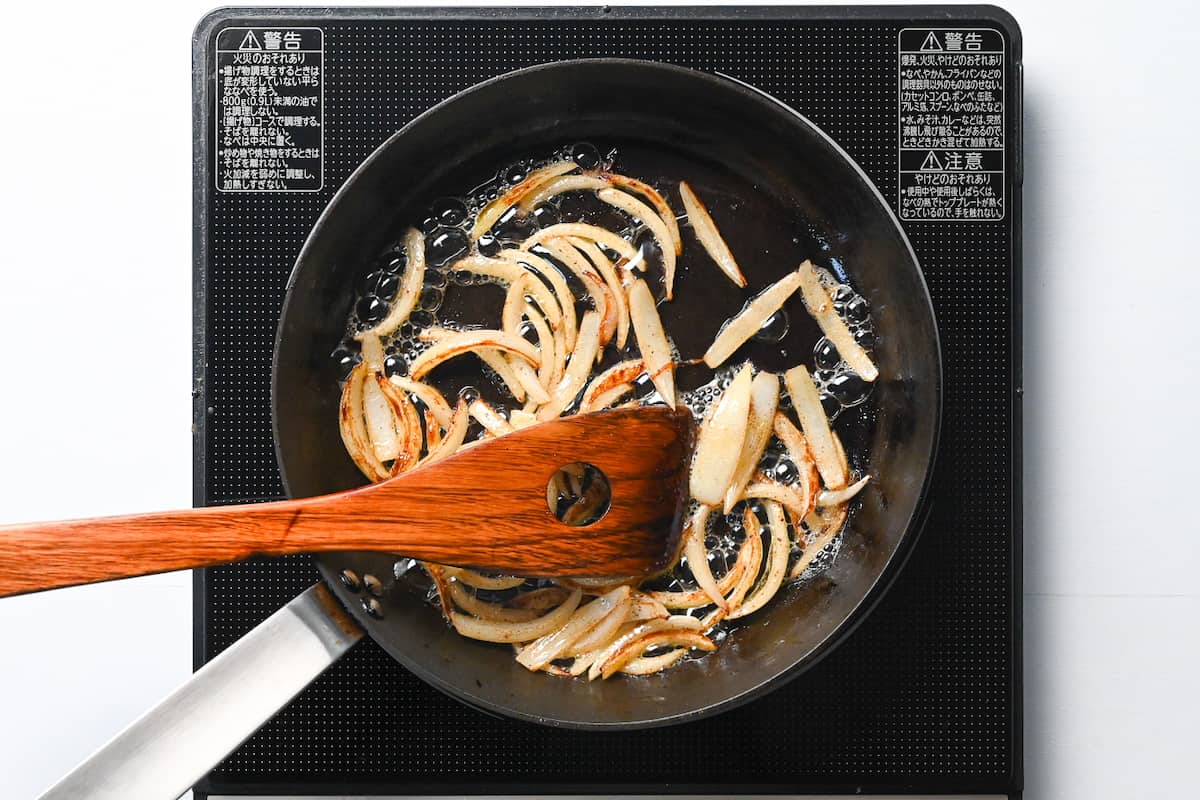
[546, 462, 611, 526]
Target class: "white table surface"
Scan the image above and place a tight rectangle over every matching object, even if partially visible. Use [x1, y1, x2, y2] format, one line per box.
[1, 1, 1197, 798]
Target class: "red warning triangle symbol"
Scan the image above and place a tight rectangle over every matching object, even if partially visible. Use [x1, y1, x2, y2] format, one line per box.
[238, 31, 263, 51]
[920, 151, 944, 171]
[920, 32, 943, 52]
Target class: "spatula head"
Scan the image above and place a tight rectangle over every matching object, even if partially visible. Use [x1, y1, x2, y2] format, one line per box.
[347, 406, 696, 577]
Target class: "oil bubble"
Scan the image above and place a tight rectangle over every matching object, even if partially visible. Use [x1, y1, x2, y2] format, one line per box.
[754, 309, 789, 342]
[427, 229, 468, 265]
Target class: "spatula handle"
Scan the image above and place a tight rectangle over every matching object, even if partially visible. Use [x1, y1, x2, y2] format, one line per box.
[0, 500, 313, 597]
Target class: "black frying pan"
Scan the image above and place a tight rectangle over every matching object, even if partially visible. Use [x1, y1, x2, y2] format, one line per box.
[275, 58, 940, 728]
[41, 57, 939, 800]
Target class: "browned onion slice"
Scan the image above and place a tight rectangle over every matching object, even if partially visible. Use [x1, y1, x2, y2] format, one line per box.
[468, 399, 515, 437]
[356, 227, 426, 339]
[586, 616, 705, 680]
[620, 648, 689, 676]
[518, 300, 559, 390]
[388, 377, 453, 430]
[796, 259, 878, 381]
[449, 582, 539, 623]
[597, 187, 678, 300]
[421, 398, 469, 465]
[567, 236, 631, 348]
[361, 367, 402, 462]
[539, 238, 614, 348]
[598, 629, 715, 679]
[522, 222, 639, 263]
[517, 174, 608, 212]
[598, 172, 682, 255]
[818, 474, 871, 507]
[537, 311, 602, 420]
[498, 248, 578, 352]
[628, 593, 670, 621]
[727, 501, 790, 619]
[509, 586, 571, 610]
[579, 358, 645, 413]
[471, 160, 576, 240]
[681, 505, 726, 609]
[338, 363, 389, 481]
[678, 181, 746, 288]
[409, 329, 539, 380]
[627, 279, 676, 408]
[374, 373, 423, 475]
[702, 270, 803, 368]
[724, 521, 763, 612]
[723, 371, 780, 513]
[783, 365, 845, 490]
[451, 588, 583, 644]
[516, 586, 632, 670]
[790, 504, 849, 579]
[475, 348, 527, 402]
[689, 364, 754, 505]
[452, 255, 563, 328]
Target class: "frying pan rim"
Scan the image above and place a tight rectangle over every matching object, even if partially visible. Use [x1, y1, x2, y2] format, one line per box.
[271, 57, 942, 729]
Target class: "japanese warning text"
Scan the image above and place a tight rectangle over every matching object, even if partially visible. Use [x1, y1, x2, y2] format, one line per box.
[215, 28, 323, 192]
[898, 29, 1005, 221]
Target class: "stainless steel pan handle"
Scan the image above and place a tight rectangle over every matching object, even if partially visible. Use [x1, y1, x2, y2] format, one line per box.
[38, 584, 363, 800]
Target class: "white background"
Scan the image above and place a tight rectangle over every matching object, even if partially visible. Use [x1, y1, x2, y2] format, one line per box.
[0, 1, 1196, 798]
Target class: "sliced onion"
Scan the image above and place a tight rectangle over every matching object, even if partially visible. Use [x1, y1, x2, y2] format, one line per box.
[498, 248, 578, 352]
[620, 648, 689, 676]
[599, 173, 682, 255]
[374, 373, 423, 475]
[723, 521, 763, 612]
[628, 593, 670, 621]
[520, 300, 559, 390]
[423, 564, 456, 621]
[598, 629, 715, 679]
[509, 586, 570, 610]
[678, 181, 746, 288]
[597, 187, 678, 300]
[421, 398, 469, 464]
[818, 474, 871, 507]
[566, 592, 636, 656]
[539, 238, 613, 348]
[689, 364, 753, 505]
[508, 408, 537, 429]
[770, 412, 817, 517]
[361, 369, 402, 462]
[388, 377, 452, 430]
[469, 399, 515, 437]
[741, 476, 810, 521]
[783, 365, 845, 490]
[648, 557, 745, 609]
[727, 501, 790, 619]
[522, 222, 639, 263]
[338, 363, 389, 481]
[516, 586, 631, 669]
[587, 616, 704, 680]
[579, 358, 645, 413]
[627, 279, 675, 408]
[356, 227, 426, 339]
[681, 506, 726, 609]
[359, 332, 386, 368]
[501, 272, 532, 340]
[796, 259, 878, 381]
[568, 236, 630, 348]
[470, 160, 576, 240]
[449, 582, 539, 623]
[702, 270, 803, 368]
[517, 174, 608, 212]
[537, 311, 601, 420]
[453, 255, 562, 328]
[723, 371, 780, 513]
[790, 504, 849, 579]
[451, 588, 582, 644]
[475, 348, 527, 402]
[409, 329, 539, 380]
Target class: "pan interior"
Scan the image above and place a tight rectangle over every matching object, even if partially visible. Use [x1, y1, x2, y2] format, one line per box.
[273, 60, 939, 729]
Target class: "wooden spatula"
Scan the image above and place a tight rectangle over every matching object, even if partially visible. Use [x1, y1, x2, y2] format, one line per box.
[0, 406, 694, 598]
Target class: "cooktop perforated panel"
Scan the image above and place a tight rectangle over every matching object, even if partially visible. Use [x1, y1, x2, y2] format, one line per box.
[193, 7, 1021, 796]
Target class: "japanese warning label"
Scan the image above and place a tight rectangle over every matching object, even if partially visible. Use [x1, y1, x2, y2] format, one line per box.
[898, 28, 1005, 222]
[215, 28, 323, 192]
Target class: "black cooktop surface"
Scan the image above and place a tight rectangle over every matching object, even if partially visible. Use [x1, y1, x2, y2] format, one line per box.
[192, 6, 1022, 796]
